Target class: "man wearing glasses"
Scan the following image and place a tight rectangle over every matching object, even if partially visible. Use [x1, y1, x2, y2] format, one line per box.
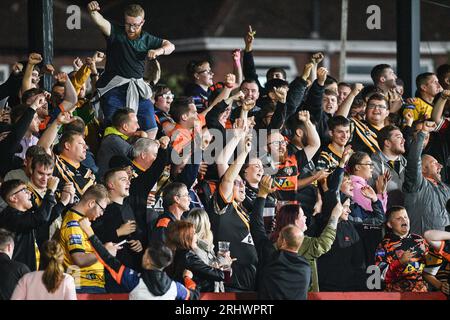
[0, 177, 59, 271]
[87, 2, 175, 138]
[152, 182, 191, 244]
[59, 184, 110, 293]
[349, 93, 389, 155]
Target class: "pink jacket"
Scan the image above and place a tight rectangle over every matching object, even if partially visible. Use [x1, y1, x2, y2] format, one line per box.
[11, 271, 77, 300]
[350, 175, 387, 213]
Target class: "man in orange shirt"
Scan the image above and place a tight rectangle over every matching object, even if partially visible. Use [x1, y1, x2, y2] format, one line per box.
[168, 97, 206, 155]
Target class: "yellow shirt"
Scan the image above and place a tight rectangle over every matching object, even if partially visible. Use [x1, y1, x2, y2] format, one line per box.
[59, 209, 104, 289]
[403, 97, 433, 121]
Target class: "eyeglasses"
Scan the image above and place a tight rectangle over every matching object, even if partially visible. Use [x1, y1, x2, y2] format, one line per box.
[358, 162, 375, 167]
[234, 180, 246, 187]
[162, 93, 174, 99]
[367, 104, 387, 110]
[125, 21, 144, 30]
[197, 69, 214, 75]
[269, 140, 287, 147]
[95, 201, 106, 212]
[10, 188, 30, 197]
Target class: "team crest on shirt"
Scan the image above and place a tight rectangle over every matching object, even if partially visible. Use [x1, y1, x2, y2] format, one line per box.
[283, 167, 293, 176]
[241, 233, 254, 246]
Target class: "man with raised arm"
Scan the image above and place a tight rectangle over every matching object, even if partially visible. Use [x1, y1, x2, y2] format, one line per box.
[87, 1, 175, 138]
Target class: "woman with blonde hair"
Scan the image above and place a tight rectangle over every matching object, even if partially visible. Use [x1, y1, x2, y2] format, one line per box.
[11, 240, 76, 300]
[187, 208, 225, 292]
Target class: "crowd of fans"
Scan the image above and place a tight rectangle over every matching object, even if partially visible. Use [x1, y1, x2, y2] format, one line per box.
[1, 2, 450, 300]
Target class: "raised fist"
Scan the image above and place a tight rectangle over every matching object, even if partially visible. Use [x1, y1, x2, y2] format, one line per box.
[311, 52, 324, 65]
[28, 53, 43, 66]
[47, 176, 60, 193]
[232, 49, 241, 62]
[93, 51, 106, 63]
[87, 1, 100, 12]
[273, 87, 288, 103]
[54, 72, 68, 83]
[317, 67, 328, 86]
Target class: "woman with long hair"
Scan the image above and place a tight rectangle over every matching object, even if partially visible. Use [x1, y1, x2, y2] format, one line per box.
[165, 220, 230, 292]
[11, 240, 76, 300]
[186, 208, 225, 292]
[240, 157, 277, 233]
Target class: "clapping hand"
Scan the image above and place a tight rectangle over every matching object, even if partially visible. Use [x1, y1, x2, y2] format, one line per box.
[361, 185, 378, 202]
[375, 170, 391, 194]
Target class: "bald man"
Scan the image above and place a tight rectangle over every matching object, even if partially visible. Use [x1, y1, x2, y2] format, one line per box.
[403, 123, 450, 235]
[251, 176, 311, 300]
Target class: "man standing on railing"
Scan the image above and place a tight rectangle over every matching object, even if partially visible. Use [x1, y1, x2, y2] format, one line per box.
[87, 1, 175, 139]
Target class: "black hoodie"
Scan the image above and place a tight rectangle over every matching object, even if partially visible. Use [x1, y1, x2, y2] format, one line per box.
[251, 197, 311, 300]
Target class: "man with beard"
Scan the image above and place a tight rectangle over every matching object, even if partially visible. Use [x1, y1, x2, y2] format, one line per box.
[370, 64, 403, 113]
[266, 116, 320, 218]
[371, 125, 407, 207]
[430, 90, 450, 183]
[403, 121, 450, 235]
[375, 206, 429, 292]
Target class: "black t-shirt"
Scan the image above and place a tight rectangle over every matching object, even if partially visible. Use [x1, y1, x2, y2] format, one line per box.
[97, 24, 164, 88]
[92, 202, 144, 271]
[210, 190, 258, 291]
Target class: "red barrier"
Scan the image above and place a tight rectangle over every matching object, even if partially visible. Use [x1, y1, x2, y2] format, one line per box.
[77, 292, 447, 300]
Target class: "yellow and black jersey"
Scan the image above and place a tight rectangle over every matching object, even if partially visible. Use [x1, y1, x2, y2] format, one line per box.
[403, 97, 433, 122]
[54, 155, 96, 203]
[26, 183, 45, 208]
[316, 144, 342, 172]
[59, 209, 104, 289]
[349, 118, 381, 155]
[424, 240, 450, 283]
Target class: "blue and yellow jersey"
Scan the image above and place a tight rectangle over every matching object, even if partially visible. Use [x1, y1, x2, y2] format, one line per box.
[403, 97, 433, 121]
[59, 209, 104, 289]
